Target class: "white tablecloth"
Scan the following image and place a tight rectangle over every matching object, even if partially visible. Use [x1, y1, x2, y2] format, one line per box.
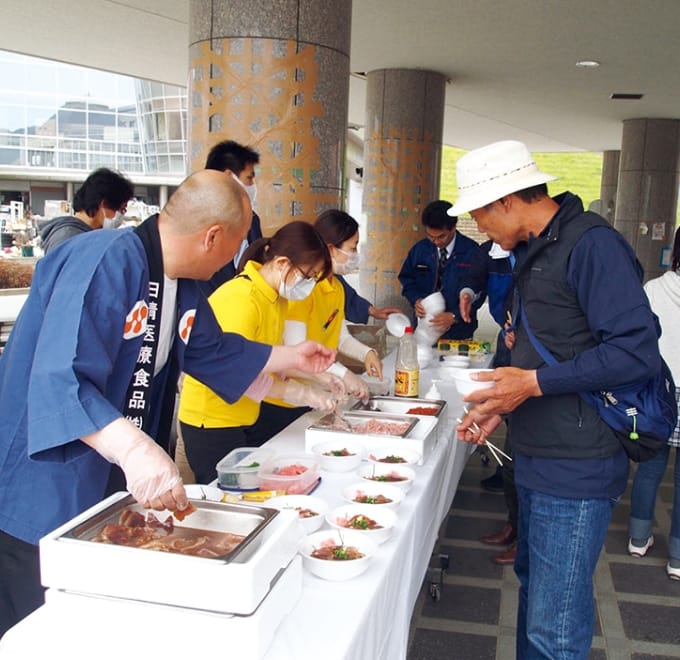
[0, 355, 483, 660]
[263, 403, 475, 660]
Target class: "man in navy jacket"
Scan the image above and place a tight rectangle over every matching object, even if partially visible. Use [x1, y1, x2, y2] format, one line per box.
[398, 200, 480, 340]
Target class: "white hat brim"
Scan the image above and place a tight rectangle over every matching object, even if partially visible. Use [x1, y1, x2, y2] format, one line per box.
[448, 171, 557, 216]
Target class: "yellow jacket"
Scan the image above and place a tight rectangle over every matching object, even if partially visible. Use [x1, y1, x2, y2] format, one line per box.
[264, 276, 345, 407]
[178, 260, 286, 428]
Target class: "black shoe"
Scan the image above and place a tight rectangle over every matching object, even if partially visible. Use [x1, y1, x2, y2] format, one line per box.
[481, 467, 504, 492]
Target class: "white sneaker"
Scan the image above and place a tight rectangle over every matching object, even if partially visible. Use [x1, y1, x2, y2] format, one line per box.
[628, 536, 654, 557]
[667, 562, 680, 580]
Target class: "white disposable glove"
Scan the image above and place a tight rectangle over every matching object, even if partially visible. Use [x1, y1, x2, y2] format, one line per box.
[342, 370, 370, 400]
[282, 380, 337, 411]
[82, 417, 187, 511]
[312, 371, 347, 398]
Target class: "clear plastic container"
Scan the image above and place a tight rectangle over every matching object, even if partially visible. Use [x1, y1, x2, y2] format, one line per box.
[257, 454, 320, 494]
[216, 447, 274, 490]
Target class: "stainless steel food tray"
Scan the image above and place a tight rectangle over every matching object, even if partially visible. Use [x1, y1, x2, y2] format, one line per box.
[310, 411, 419, 438]
[40, 492, 300, 615]
[350, 396, 447, 419]
[60, 493, 277, 563]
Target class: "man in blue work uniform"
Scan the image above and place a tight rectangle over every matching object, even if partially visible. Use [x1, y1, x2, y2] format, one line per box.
[456, 140, 663, 659]
[398, 200, 480, 340]
[0, 170, 334, 639]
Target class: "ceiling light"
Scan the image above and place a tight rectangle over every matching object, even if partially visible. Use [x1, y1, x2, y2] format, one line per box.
[575, 60, 600, 68]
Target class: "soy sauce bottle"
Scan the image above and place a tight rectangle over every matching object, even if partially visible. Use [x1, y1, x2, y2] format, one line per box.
[394, 327, 419, 397]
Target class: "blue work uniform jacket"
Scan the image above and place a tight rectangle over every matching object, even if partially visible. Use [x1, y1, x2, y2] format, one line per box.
[398, 231, 480, 339]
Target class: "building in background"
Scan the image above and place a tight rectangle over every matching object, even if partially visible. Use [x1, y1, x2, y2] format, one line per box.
[0, 50, 186, 218]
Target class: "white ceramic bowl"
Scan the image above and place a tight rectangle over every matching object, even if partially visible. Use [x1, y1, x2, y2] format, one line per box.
[310, 440, 365, 473]
[184, 484, 225, 502]
[367, 447, 421, 466]
[452, 368, 495, 396]
[326, 503, 397, 545]
[341, 481, 405, 510]
[265, 494, 329, 534]
[385, 312, 411, 337]
[357, 462, 415, 492]
[298, 529, 377, 581]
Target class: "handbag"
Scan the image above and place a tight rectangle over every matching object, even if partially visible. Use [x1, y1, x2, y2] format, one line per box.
[519, 301, 676, 462]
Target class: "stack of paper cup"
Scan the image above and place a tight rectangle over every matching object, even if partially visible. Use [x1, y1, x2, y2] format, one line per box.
[415, 292, 445, 345]
[421, 292, 445, 315]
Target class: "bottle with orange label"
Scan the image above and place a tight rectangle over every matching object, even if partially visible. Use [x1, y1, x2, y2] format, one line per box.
[394, 326, 419, 397]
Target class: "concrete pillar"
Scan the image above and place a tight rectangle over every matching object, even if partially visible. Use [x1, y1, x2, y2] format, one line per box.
[599, 150, 620, 224]
[188, 0, 352, 233]
[615, 118, 680, 281]
[361, 69, 446, 310]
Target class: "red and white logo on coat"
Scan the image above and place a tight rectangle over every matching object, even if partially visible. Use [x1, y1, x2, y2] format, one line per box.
[178, 309, 196, 344]
[123, 301, 148, 339]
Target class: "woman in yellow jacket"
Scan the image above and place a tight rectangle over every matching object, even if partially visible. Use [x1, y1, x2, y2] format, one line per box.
[178, 221, 338, 483]
[248, 210, 384, 443]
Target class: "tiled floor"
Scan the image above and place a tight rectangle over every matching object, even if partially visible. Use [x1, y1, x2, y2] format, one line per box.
[407, 436, 680, 660]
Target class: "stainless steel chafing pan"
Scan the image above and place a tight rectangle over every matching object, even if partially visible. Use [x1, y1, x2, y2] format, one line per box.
[310, 411, 419, 438]
[61, 493, 278, 563]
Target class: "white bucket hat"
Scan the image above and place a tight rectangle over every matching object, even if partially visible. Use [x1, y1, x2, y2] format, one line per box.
[447, 140, 557, 216]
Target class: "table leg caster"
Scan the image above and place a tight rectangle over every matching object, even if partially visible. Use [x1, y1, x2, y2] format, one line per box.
[426, 554, 449, 601]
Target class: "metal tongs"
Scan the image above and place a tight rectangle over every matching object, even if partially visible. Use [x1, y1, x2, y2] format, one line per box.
[457, 406, 512, 467]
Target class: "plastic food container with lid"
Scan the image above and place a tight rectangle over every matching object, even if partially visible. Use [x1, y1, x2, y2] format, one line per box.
[216, 447, 275, 490]
[258, 454, 320, 494]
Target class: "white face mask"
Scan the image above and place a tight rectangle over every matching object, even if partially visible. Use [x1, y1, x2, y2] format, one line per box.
[279, 269, 316, 301]
[231, 174, 258, 211]
[243, 182, 257, 209]
[333, 247, 360, 275]
[103, 210, 123, 229]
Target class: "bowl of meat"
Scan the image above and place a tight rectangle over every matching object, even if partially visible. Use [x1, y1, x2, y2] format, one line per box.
[341, 482, 405, 510]
[326, 504, 397, 545]
[298, 529, 377, 581]
[366, 447, 421, 466]
[265, 494, 329, 534]
[357, 462, 416, 492]
[310, 440, 365, 473]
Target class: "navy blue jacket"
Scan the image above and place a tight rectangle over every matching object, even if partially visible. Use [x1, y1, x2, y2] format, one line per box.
[337, 275, 372, 324]
[460, 239, 513, 328]
[398, 230, 480, 339]
[511, 192, 659, 498]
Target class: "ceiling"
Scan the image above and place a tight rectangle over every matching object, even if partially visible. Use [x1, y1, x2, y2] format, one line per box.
[4, 0, 680, 152]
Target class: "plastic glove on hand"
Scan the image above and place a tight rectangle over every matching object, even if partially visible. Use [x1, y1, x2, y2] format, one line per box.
[83, 417, 187, 513]
[364, 350, 383, 381]
[282, 380, 336, 411]
[314, 371, 347, 398]
[343, 370, 369, 400]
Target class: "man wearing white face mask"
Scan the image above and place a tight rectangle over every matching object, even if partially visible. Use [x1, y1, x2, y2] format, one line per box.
[40, 167, 133, 254]
[201, 140, 263, 295]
